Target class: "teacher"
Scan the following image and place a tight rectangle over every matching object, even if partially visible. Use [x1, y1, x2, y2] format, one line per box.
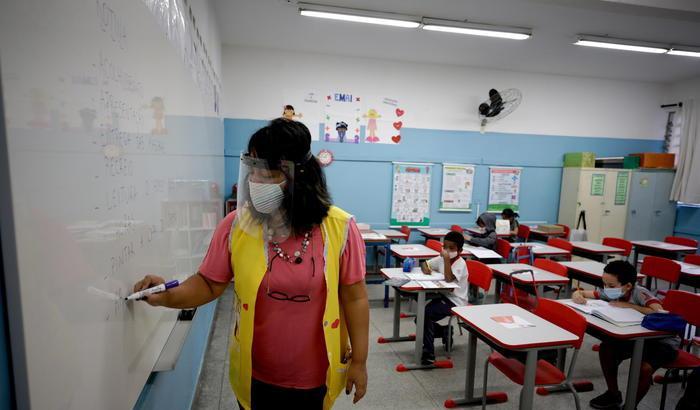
[133, 119, 369, 409]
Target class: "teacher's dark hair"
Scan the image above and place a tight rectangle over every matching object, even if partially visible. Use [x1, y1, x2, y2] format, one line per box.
[248, 118, 332, 235]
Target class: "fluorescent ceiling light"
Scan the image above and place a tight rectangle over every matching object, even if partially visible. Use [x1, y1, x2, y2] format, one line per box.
[421, 18, 531, 40]
[574, 37, 667, 54]
[299, 5, 420, 28]
[668, 48, 700, 58]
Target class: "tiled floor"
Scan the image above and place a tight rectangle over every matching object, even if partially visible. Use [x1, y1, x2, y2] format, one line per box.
[193, 284, 686, 410]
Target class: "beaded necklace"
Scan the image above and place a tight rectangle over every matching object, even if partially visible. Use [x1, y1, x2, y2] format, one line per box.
[270, 231, 311, 264]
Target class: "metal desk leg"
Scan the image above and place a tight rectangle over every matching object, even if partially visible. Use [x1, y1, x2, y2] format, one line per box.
[520, 350, 537, 410]
[601, 254, 609, 264]
[377, 287, 415, 343]
[494, 279, 503, 303]
[632, 248, 639, 268]
[624, 339, 644, 410]
[383, 243, 391, 308]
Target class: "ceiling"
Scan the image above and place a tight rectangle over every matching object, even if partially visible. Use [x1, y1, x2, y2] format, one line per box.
[212, 0, 700, 83]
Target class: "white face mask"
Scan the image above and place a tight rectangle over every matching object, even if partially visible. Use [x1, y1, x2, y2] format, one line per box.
[448, 251, 459, 259]
[249, 181, 285, 214]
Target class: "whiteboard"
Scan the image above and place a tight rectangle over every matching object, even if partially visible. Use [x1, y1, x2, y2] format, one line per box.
[390, 162, 432, 227]
[0, 1, 223, 409]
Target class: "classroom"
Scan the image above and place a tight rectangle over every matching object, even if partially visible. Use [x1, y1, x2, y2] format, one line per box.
[2, 1, 700, 410]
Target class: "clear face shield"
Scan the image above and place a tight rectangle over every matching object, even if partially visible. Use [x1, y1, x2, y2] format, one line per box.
[237, 153, 295, 242]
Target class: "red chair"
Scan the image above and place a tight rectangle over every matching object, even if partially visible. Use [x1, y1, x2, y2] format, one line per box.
[481, 299, 587, 410]
[640, 256, 681, 295]
[496, 238, 532, 264]
[664, 236, 699, 248]
[446, 261, 494, 354]
[534, 258, 568, 299]
[548, 237, 573, 261]
[685, 254, 700, 265]
[602, 237, 633, 258]
[496, 238, 512, 261]
[399, 225, 411, 243]
[517, 224, 531, 242]
[450, 224, 464, 233]
[656, 290, 700, 410]
[425, 239, 443, 253]
[555, 224, 571, 240]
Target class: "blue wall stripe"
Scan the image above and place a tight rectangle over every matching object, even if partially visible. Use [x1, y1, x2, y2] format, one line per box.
[224, 118, 662, 228]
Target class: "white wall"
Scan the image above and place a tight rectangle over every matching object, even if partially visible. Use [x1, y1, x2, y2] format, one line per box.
[222, 45, 667, 140]
[666, 75, 700, 102]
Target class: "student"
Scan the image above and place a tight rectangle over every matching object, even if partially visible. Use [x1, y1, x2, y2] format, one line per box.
[463, 212, 498, 249]
[572, 260, 679, 410]
[501, 208, 519, 242]
[418, 231, 469, 365]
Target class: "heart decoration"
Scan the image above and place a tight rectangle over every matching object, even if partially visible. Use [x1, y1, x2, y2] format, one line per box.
[242, 303, 249, 311]
[391, 135, 401, 143]
[395, 108, 405, 117]
[331, 318, 340, 329]
[393, 121, 403, 130]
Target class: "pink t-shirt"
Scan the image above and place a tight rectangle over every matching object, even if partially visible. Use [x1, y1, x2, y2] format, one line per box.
[198, 210, 366, 388]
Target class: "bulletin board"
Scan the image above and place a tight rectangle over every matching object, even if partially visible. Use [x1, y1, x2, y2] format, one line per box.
[390, 162, 433, 227]
[487, 167, 522, 212]
[440, 163, 475, 212]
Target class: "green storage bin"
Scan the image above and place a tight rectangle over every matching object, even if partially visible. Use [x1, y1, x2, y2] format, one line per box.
[623, 156, 640, 169]
[564, 152, 595, 168]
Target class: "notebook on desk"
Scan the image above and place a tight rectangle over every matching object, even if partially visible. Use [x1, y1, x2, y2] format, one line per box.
[563, 300, 645, 327]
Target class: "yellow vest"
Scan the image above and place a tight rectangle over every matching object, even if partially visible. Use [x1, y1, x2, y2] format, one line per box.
[228, 206, 352, 410]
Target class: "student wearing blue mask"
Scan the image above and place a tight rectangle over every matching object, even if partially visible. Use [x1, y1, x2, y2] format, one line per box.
[572, 260, 679, 410]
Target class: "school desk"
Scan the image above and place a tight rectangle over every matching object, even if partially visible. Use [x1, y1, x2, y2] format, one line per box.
[362, 231, 393, 307]
[378, 267, 456, 371]
[447, 304, 578, 410]
[677, 261, 700, 289]
[557, 299, 670, 410]
[374, 229, 409, 242]
[418, 228, 451, 241]
[390, 244, 476, 261]
[509, 242, 572, 260]
[524, 225, 567, 242]
[570, 241, 627, 263]
[631, 240, 697, 267]
[465, 227, 511, 238]
[490, 264, 570, 302]
[560, 261, 645, 289]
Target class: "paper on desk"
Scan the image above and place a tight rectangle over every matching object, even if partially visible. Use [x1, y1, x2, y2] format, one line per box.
[362, 232, 387, 240]
[420, 280, 459, 289]
[401, 281, 423, 289]
[563, 299, 609, 315]
[406, 272, 445, 281]
[465, 246, 501, 259]
[491, 315, 535, 329]
[382, 271, 408, 279]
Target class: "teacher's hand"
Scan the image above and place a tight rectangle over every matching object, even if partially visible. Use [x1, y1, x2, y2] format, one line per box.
[132, 274, 166, 306]
[346, 361, 367, 404]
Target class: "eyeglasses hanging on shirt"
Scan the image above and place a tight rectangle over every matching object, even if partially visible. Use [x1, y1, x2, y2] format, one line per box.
[265, 236, 316, 303]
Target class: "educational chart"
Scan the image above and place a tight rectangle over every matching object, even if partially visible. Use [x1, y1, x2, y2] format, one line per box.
[440, 163, 475, 211]
[322, 91, 362, 144]
[0, 1, 223, 409]
[391, 162, 433, 227]
[282, 89, 322, 140]
[487, 167, 522, 212]
[364, 96, 405, 144]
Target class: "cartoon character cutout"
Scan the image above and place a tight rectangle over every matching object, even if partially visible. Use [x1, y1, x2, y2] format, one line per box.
[150, 96, 167, 135]
[363, 108, 381, 143]
[282, 104, 303, 121]
[335, 121, 348, 143]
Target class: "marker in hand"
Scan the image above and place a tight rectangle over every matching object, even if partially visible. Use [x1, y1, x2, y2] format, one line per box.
[125, 280, 179, 301]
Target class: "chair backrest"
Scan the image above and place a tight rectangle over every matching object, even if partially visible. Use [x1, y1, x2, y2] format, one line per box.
[602, 237, 633, 257]
[534, 298, 586, 349]
[548, 237, 573, 251]
[555, 224, 570, 240]
[640, 256, 681, 285]
[450, 224, 464, 233]
[664, 236, 699, 248]
[495, 238, 512, 260]
[400, 225, 411, 242]
[684, 254, 700, 265]
[426, 239, 443, 253]
[517, 224, 530, 242]
[533, 258, 568, 277]
[466, 260, 493, 292]
[662, 290, 700, 328]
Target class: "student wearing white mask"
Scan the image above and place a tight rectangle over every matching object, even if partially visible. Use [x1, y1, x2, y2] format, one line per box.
[132, 118, 369, 410]
[418, 231, 468, 365]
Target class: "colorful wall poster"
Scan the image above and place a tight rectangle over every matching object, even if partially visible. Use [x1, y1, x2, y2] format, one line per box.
[615, 171, 630, 205]
[487, 167, 522, 212]
[363, 96, 404, 144]
[440, 163, 475, 211]
[322, 91, 362, 144]
[390, 162, 432, 227]
[282, 89, 322, 140]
